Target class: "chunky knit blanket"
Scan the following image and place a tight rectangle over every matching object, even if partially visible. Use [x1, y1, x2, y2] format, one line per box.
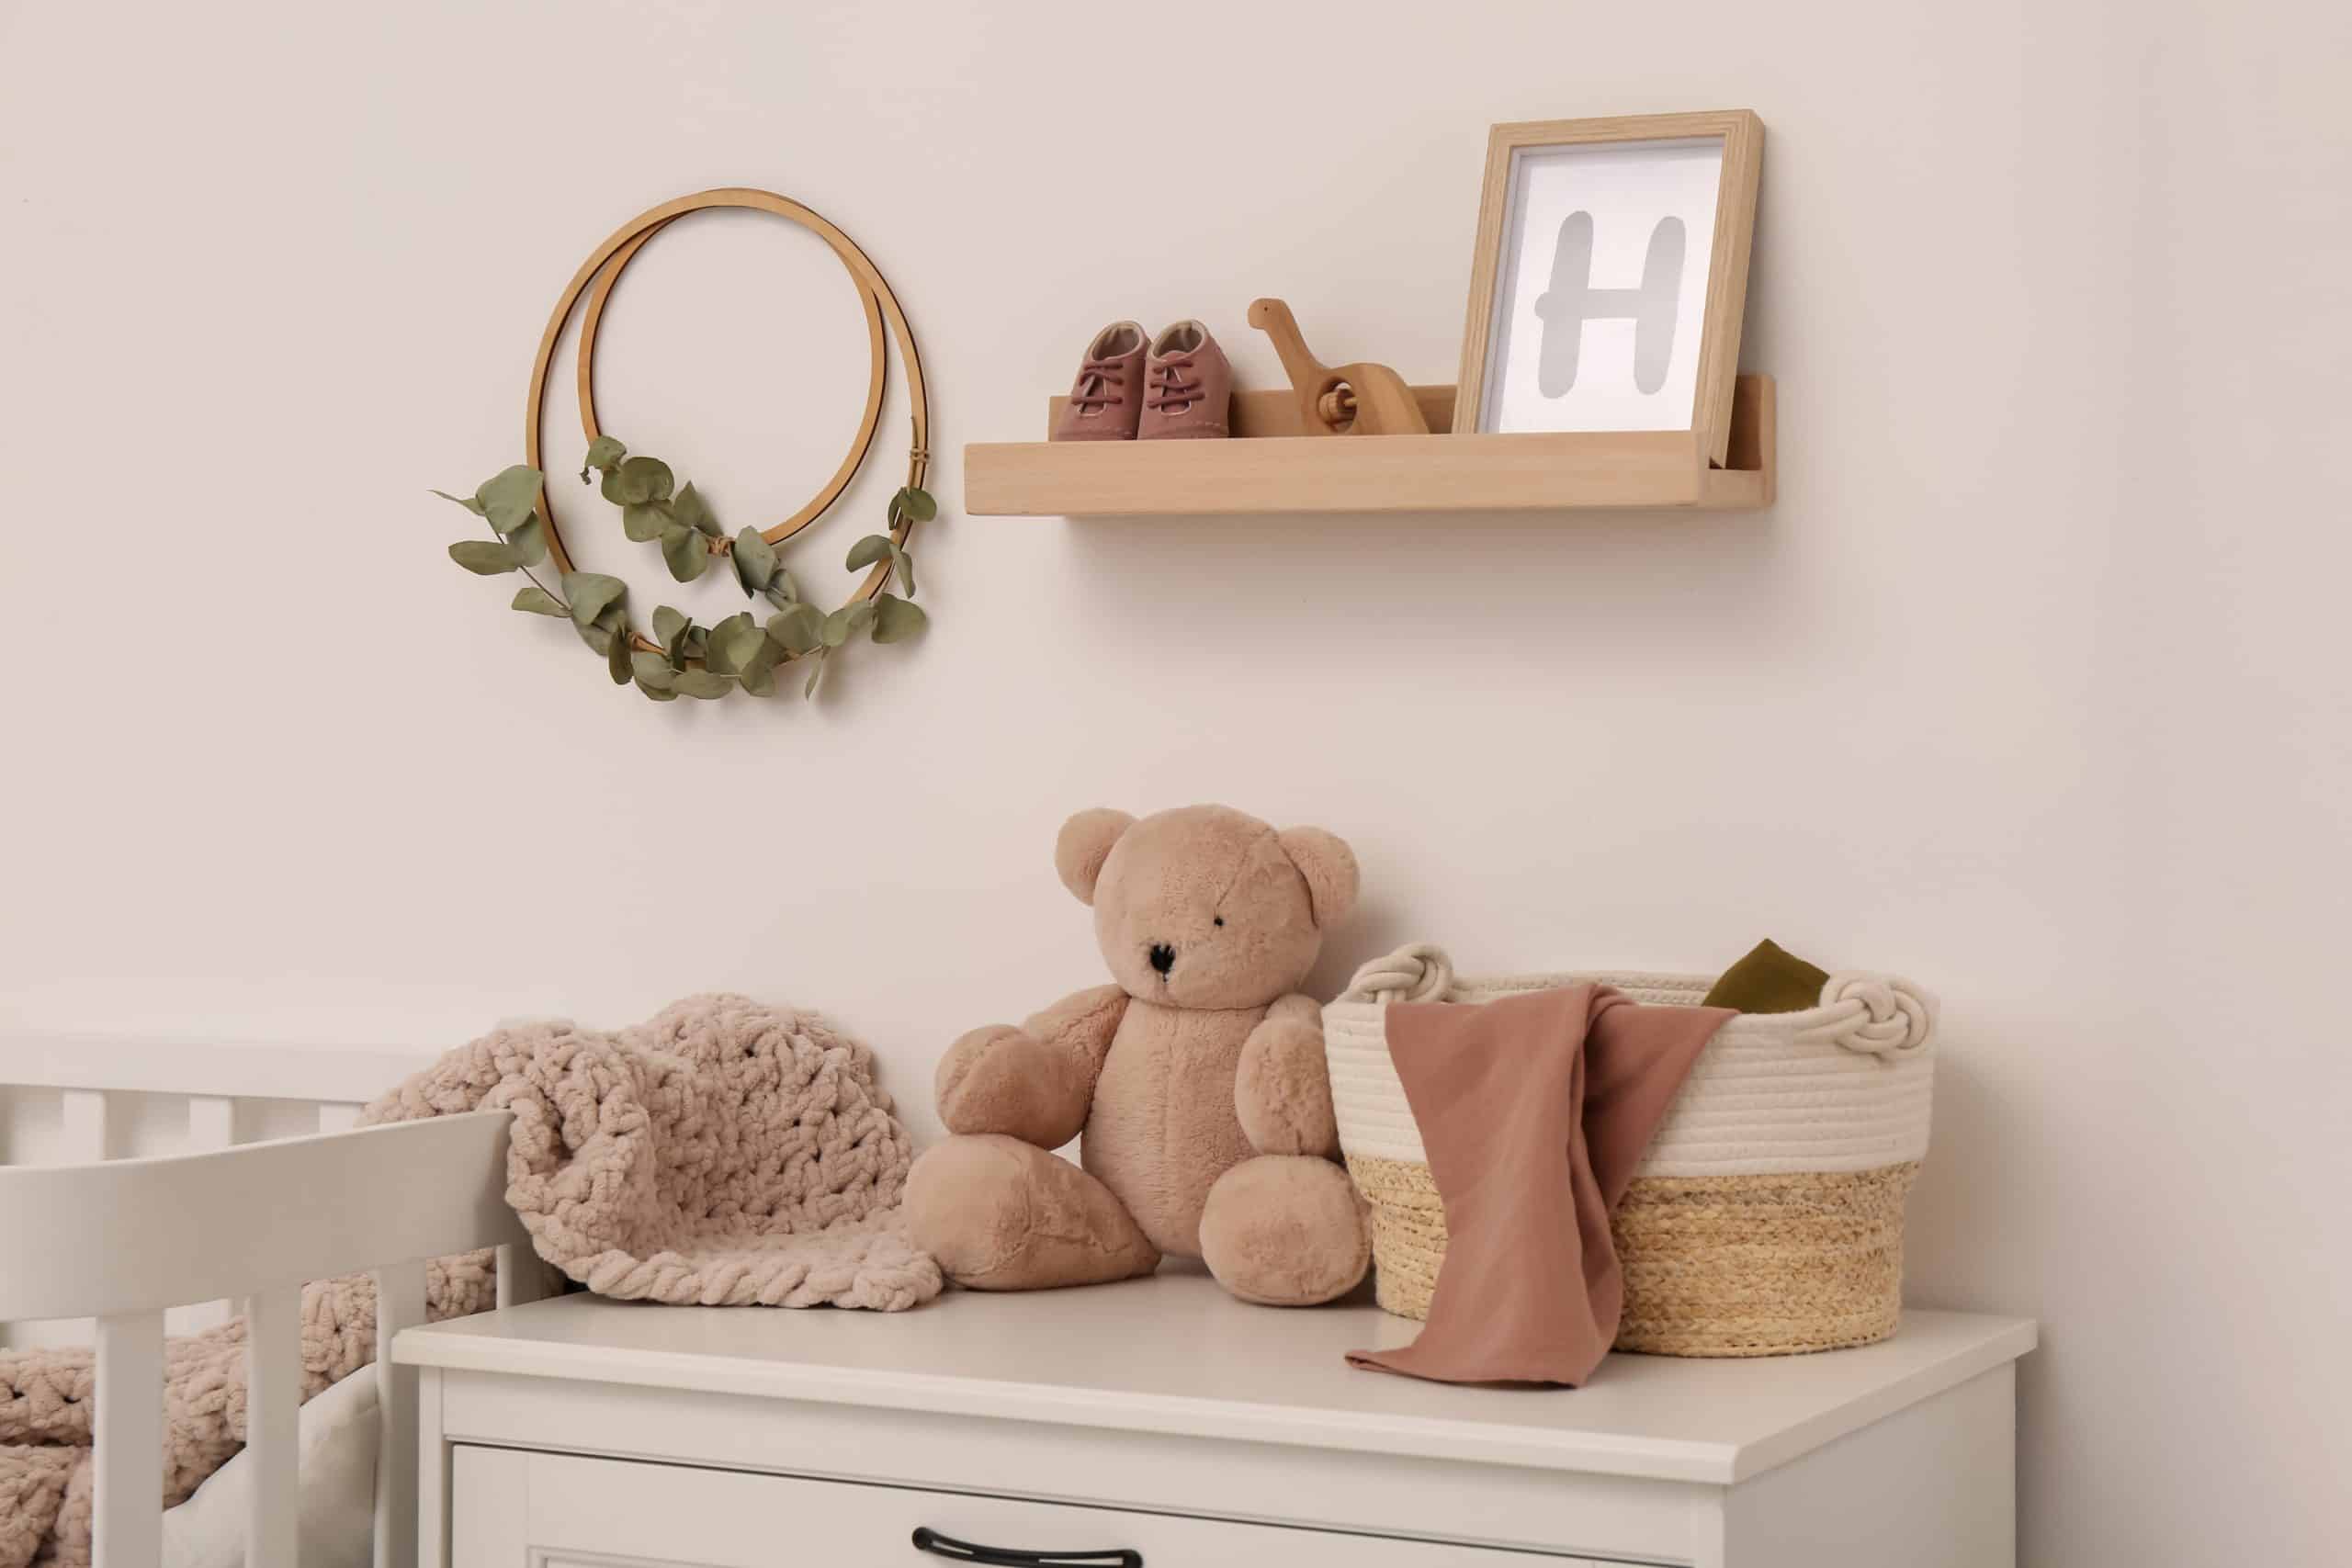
[0, 994, 938, 1568]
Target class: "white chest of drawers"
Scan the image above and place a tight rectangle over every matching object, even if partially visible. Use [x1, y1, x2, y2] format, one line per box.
[394, 1271, 2034, 1568]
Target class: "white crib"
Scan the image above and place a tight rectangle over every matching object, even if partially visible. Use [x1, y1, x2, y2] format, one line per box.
[0, 1033, 543, 1568]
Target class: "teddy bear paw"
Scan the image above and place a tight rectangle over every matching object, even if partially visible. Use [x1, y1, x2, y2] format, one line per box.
[935, 1025, 1093, 1147]
[908, 1135, 1159, 1291]
[1199, 1155, 1371, 1307]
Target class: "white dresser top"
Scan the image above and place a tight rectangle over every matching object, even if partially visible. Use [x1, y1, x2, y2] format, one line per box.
[395, 1269, 2033, 1485]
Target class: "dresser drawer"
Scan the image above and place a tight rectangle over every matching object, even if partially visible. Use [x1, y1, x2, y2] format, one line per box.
[452, 1446, 1630, 1567]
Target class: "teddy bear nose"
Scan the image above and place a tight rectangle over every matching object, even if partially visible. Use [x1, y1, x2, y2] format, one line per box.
[1148, 942, 1176, 976]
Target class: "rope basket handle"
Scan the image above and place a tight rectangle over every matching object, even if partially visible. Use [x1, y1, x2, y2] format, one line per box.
[1343, 944, 1456, 1004]
[1342, 946, 1935, 1058]
[1796, 973, 1938, 1058]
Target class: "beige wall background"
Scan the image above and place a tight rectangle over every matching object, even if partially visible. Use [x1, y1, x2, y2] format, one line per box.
[3, 1, 2346, 1561]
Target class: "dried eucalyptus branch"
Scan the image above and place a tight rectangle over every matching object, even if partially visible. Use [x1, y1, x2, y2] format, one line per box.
[436, 447, 933, 705]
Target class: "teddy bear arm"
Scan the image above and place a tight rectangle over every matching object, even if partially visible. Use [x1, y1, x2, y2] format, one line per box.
[1234, 994, 1340, 1157]
[936, 984, 1128, 1148]
[1263, 992, 1321, 1030]
[1019, 982, 1132, 1081]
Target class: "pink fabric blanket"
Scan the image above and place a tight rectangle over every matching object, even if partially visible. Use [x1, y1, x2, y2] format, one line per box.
[1348, 985, 1732, 1386]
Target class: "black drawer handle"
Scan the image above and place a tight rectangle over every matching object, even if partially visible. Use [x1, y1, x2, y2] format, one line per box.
[910, 1525, 1142, 1567]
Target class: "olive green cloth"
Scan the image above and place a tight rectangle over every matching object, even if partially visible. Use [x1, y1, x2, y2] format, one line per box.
[1702, 939, 1831, 1014]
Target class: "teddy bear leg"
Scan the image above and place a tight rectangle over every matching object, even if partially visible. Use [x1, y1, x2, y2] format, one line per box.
[906, 1134, 1161, 1292]
[1198, 1155, 1371, 1307]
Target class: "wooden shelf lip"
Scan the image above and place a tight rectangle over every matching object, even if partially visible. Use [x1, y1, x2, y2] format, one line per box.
[963, 375, 1774, 518]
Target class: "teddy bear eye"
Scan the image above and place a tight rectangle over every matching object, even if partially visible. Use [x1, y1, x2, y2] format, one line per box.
[1213, 916, 1225, 927]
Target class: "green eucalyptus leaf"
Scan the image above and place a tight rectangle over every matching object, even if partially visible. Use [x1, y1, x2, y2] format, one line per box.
[449, 539, 521, 574]
[767, 602, 824, 654]
[661, 525, 711, 582]
[757, 570, 804, 613]
[725, 614, 770, 674]
[871, 592, 929, 643]
[583, 604, 627, 655]
[803, 649, 829, 699]
[562, 571, 628, 626]
[673, 669, 732, 699]
[820, 607, 854, 648]
[581, 436, 627, 481]
[900, 485, 939, 524]
[738, 649, 778, 697]
[652, 605, 689, 654]
[844, 534, 894, 573]
[673, 482, 720, 538]
[630, 650, 679, 689]
[706, 612, 763, 676]
[731, 527, 778, 593]
[609, 456, 675, 506]
[476, 466, 544, 532]
[432, 489, 488, 516]
[846, 600, 876, 632]
[682, 626, 709, 662]
[510, 584, 566, 616]
[636, 674, 680, 702]
[505, 514, 548, 566]
[606, 620, 634, 684]
[891, 545, 917, 597]
[622, 500, 672, 542]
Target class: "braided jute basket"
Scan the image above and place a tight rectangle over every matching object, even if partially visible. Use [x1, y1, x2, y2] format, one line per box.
[1324, 945, 1937, 1358]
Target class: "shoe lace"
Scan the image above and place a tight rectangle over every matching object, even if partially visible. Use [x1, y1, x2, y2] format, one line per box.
[1070, 358, 1127, 411]
[1146, 355, 1199, 413]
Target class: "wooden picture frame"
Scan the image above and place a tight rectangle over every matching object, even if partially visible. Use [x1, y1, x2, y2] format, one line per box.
[1453, 110, 1763, 468]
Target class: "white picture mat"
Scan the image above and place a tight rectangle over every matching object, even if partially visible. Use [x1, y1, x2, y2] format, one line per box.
[1478, 136, 1724, 434]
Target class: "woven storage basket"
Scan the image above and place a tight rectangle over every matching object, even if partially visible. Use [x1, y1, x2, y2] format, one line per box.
[1324, 944, 1937, 1358]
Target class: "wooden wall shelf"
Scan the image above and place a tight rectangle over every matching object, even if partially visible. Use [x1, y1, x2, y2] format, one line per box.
[962, 375, 1774, 518]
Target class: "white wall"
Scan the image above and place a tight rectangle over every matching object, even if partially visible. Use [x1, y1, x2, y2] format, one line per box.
[3, 1, 2346, 1561]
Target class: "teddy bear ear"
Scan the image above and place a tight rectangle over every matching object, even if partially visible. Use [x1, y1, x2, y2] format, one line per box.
[1055, 808, 1137, 906]
[1277, 827, 1360, 928]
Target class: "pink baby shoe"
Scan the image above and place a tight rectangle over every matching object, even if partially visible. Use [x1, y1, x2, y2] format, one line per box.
[1136, 320, 1232, 440]
[1053, 321, 1148, 441]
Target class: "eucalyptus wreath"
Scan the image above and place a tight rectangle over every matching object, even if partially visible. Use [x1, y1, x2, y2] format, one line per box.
[437, 440, 933, 702]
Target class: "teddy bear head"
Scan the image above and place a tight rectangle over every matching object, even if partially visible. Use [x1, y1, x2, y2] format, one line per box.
[1053, 804, 1359, 1009]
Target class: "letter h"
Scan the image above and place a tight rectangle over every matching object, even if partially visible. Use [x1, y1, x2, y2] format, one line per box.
[1534, 213, 1686, 396]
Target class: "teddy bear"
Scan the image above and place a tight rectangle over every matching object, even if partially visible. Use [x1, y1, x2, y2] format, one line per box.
[904, 804, 1372, 1306]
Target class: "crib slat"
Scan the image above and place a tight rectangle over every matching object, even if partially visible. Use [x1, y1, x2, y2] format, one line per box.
[179, 1099, 241, 1334]
[243, 1284, 300, 1568]
[314, 1102, 360, 1134]
[373, 1259, 428, 1568]
[62, 1088, 115, 1161]
[494, 1242, 552, 1309]
[94, 1308, 164, 1568]
[187, 1095, 236, 1148]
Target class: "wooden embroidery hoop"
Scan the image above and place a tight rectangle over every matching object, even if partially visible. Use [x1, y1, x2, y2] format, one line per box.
[524, 187, 930, 649]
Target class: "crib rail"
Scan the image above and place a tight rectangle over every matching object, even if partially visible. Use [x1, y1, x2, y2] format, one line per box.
[0, 1035, 441, 1342]
[0, 1034, 431, 1108]
[0, 1115, 521, 1320]
[0, 1110, 537, 1568]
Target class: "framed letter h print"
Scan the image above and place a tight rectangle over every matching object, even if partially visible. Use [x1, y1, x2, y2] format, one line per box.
[1455, 111, 1762, 468]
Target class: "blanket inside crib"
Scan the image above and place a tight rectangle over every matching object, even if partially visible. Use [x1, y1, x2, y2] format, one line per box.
[0, 993, 940, 1568]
